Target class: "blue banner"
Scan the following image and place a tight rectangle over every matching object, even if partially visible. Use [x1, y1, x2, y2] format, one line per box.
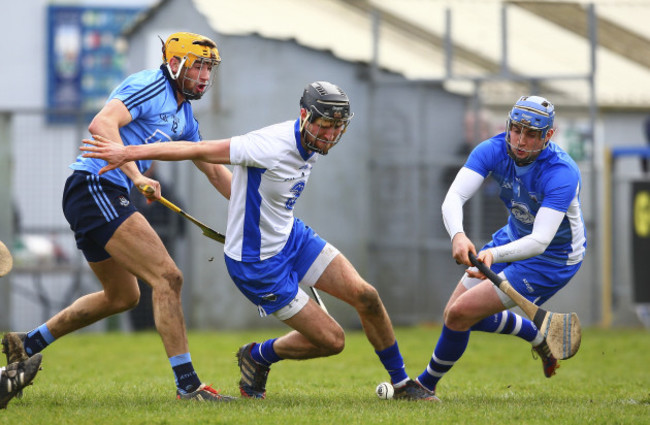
[47, 5, 142, 122]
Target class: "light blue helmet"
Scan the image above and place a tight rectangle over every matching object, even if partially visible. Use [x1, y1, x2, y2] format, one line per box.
[505, 95, 555, 165]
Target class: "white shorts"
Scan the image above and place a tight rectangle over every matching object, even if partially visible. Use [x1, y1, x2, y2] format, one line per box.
[273, 243, 340, 320]
[461, 268, 515, 309]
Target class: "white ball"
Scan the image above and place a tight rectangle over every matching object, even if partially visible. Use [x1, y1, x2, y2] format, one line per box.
[375, 382, 394, 400]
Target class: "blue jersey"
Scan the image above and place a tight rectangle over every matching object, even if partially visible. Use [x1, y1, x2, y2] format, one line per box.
[70, 67, 201, 190]
[465, 132, 587, 265]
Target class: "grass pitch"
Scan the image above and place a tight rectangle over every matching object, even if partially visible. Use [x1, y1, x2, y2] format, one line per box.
[1, 326, 648, 424]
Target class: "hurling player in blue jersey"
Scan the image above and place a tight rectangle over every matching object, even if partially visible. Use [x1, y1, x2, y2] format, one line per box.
[80, 81, 439, 402]
[1, 33, 234, 402]
[415, 96, 587, 398]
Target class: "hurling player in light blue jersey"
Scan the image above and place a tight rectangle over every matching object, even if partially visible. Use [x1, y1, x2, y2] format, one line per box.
[81, 81, 440, 402]
[416, 96, 587, 399]
[2, 33, 234, 402]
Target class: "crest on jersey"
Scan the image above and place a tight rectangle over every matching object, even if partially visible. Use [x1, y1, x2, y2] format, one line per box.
[510, 201, 534, 224]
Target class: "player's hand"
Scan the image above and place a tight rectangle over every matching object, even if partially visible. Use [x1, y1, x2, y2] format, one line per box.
[465, 250, 494, 280]
[134, 179, 161, 204]
[451, 233, 476, 266]
[80, 134, 128, 174]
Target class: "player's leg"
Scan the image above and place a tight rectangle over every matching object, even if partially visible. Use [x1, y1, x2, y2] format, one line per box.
[313, 251, 437, 401]
[104, 213, 232, 400]
[43, 257, 140, 337]
[417, 275, 504, 393]
[21, 172, 229, 400]
[470, 258, 580, 377]
[236, 289, 344, 399]
[103, 213, 188, 356]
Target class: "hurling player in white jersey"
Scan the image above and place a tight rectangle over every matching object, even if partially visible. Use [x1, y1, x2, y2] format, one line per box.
[2, 33, 235, 402]
[81, 81, 440, 402]
[415, 96, 587, 399]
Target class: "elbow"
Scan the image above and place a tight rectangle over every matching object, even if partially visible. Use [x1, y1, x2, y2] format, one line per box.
[88, 115, 108, 136]
[530, 236, 551, 257]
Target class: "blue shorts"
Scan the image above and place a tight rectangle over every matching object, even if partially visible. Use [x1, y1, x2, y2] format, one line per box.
[62, 171, 137, 262]
[482, 227, 582, 306]
[224, 219, 327, 316]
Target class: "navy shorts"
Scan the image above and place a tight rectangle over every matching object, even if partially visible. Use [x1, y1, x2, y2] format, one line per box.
[62, 171, 137, 262]
[224, 219, 327, 316]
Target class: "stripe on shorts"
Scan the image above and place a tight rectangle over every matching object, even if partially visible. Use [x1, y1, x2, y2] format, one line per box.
[86, 174, 117, 221]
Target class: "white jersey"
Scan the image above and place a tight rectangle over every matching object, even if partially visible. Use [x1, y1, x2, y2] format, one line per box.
[226, 119, 319, 261]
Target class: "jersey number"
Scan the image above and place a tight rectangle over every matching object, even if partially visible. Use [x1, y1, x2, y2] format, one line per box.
[285, 181, 305, 210]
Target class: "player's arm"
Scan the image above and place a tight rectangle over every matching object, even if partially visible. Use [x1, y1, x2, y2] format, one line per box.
[442, 167, 484, 265]
[482, 206, 564, 266]
[80, 135, 232, 173]
[87, 99, 150, 186]
[193, 160, 232, 200]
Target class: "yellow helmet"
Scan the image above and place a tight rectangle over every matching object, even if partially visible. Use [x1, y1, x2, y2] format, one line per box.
[161, 32, 221, 100]
[162, 32, 220, 69]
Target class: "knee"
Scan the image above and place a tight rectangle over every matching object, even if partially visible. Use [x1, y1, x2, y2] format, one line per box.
[111, 286, 140, 313]
[444, 304, 470, 331]
[155, 267, 184, 295]
[351, 283, 383, 316]
[323, 326, 345, 355]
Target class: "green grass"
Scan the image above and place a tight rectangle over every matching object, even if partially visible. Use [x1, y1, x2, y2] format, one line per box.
[1, 326, 648, 424]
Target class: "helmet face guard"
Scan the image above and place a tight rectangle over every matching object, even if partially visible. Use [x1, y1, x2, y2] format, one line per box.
[162, 32, 221, 100]
[505, 95, 555, 165]
[299, 81, 353, 155]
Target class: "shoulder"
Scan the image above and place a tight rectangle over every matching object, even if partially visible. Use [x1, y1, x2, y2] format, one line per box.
[111, 69, 171, 111]
[465, 133, 508, 173]
[471, 133, 507, 157]
[236, 120, 295, 145]
[540, 142, 581, 177]
[119, 69, 165, 89]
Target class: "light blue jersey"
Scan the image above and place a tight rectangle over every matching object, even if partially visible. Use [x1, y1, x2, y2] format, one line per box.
[465, 132, 587, 265]
[70, 67, 201, 190]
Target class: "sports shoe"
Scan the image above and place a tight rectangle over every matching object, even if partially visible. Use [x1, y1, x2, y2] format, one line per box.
[532, 340, 559, 378]
[0, 353, 43, 409]
[236, 343, 270, 399]
[393, 379, 440, 402]
[2, 332, 28, 365]
[176, 384, 236, 402]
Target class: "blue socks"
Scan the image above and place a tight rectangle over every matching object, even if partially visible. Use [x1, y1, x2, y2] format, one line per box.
[417, 325, 470, 391]
[24, 324, 56, 356]
[471, 311, 541, 343]
[418, 312, 543, 392]
[376, 341, 409, 386]
[250, 339, 281, 366]
[169, 353, 201, 394]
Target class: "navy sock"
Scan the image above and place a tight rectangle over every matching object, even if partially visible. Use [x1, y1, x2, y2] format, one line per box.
[250, 339, 281, 366]
[417, 325, 470, 391]
[375, 341, 409, 386]
[471, 311, 539, 343]
[169, 353, 201, 393]
[24, 324, 56, 356]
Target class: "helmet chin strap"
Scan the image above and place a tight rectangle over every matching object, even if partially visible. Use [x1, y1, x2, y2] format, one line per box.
[507, 141, 547, 166]
[166, 57, 214, 101]
[166, 58, 187, 81]
[300, 114, 343, 155]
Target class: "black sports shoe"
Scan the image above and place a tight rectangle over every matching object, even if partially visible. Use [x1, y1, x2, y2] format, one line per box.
[2, 332, 28, 365]
[532, 340, 559, 378]
[393, 379, 440, 402]
[236, 343, 270, 399]
[0, 353, 43, 409]
[176, 384, 236, 402]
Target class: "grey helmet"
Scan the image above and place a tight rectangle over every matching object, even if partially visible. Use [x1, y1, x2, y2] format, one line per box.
[299, 81, 353, 154]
